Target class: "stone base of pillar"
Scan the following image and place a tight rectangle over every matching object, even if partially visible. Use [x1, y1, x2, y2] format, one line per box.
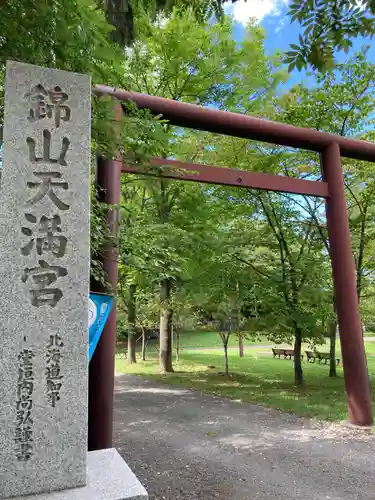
[13, 449, 148, 500]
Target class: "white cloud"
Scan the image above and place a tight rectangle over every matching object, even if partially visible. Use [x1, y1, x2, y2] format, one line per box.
[228, 0, 288, 24]
[275, 16, 286, 33]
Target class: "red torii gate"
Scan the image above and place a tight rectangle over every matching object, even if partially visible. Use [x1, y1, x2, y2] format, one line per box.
[88, 86, 374, 451]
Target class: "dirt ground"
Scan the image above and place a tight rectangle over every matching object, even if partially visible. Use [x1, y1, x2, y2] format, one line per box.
[114, 374, 375, 500]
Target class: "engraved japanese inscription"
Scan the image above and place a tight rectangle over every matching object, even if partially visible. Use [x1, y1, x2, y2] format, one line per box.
[26, 84, 71, 128]
[22, 130, 71, 308]
[15, 349, 34, 462]
[0, 61, 90, 499]
[46, 334, 64, 408]
[18, 86, 71, 439]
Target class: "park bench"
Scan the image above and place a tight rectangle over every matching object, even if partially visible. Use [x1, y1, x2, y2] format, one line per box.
[316, 351, 340, 365]
[305, 350, 316, 363]
[305, 350, 340, 365]
[284, 348, 303, 360]
[118, 328, 160, 359]
[272, 348, 303, 360]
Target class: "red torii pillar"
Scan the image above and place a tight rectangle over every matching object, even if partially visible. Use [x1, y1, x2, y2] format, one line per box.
[322, 143, 372, 425]
[88, 154, 121, 450]
[88, 103, 122, 451]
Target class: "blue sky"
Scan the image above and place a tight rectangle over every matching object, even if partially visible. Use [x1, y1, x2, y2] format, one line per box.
[225, 0, 375, 89]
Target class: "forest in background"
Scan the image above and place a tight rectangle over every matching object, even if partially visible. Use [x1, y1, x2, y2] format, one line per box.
[1, 1, 375, 386]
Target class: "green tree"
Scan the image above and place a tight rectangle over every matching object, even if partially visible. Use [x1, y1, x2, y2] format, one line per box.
[118, 9, 282, 373]
[286, 0, 375, 70]
[189, 264, 249, 375]
[229, 189, 330, 385]
[102, 0, 241, 47]
[0, 0, 124, 89]
[0, 0, 128, 287]
[264, 52, 375, 376]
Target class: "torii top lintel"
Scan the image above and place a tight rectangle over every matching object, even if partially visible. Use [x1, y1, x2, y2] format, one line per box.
[94, 85, 375, 163]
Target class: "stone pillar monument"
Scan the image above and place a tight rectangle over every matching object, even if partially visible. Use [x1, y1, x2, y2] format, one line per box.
[0, 61, 147, 500]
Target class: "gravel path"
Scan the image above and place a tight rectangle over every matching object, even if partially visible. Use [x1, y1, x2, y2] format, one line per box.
[114, 374, 375, 500]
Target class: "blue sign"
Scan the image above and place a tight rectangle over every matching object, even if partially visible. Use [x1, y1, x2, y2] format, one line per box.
[88, 293, 113, 362]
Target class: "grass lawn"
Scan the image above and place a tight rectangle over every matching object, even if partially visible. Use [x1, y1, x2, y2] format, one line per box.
[362, 339, 375, 354]
[178, 331, 271, 349]
[116, 342, 375, 422]
[120, 329, 374, 352]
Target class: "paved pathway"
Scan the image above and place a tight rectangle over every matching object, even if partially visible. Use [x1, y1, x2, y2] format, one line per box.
[114, 375, 375, 500]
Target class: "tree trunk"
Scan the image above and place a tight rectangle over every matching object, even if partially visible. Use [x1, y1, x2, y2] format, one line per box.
[104, 0, 135, 47]
[238, 334, 244, 357]
[224, 342, 229, 375]
[141, 327, 146, 361]
[236, 282, 244, 358]
[356, 209, 367, 302]
[220, 333, 230, 375]
[329, 319, 337, 377]
[160, 278, 174, 373]
[175, 327, 180, 362]
[127, 284, 137, 364]
[293, 326, 303, 385]
[158, 178, 173, 373]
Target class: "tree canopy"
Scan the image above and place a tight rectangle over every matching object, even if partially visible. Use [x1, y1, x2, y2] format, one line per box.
[286, 0, 375, 70]
[102, 0, 236, 46]
[114, 9, 375, 383]
[2, 1, 375, 386]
